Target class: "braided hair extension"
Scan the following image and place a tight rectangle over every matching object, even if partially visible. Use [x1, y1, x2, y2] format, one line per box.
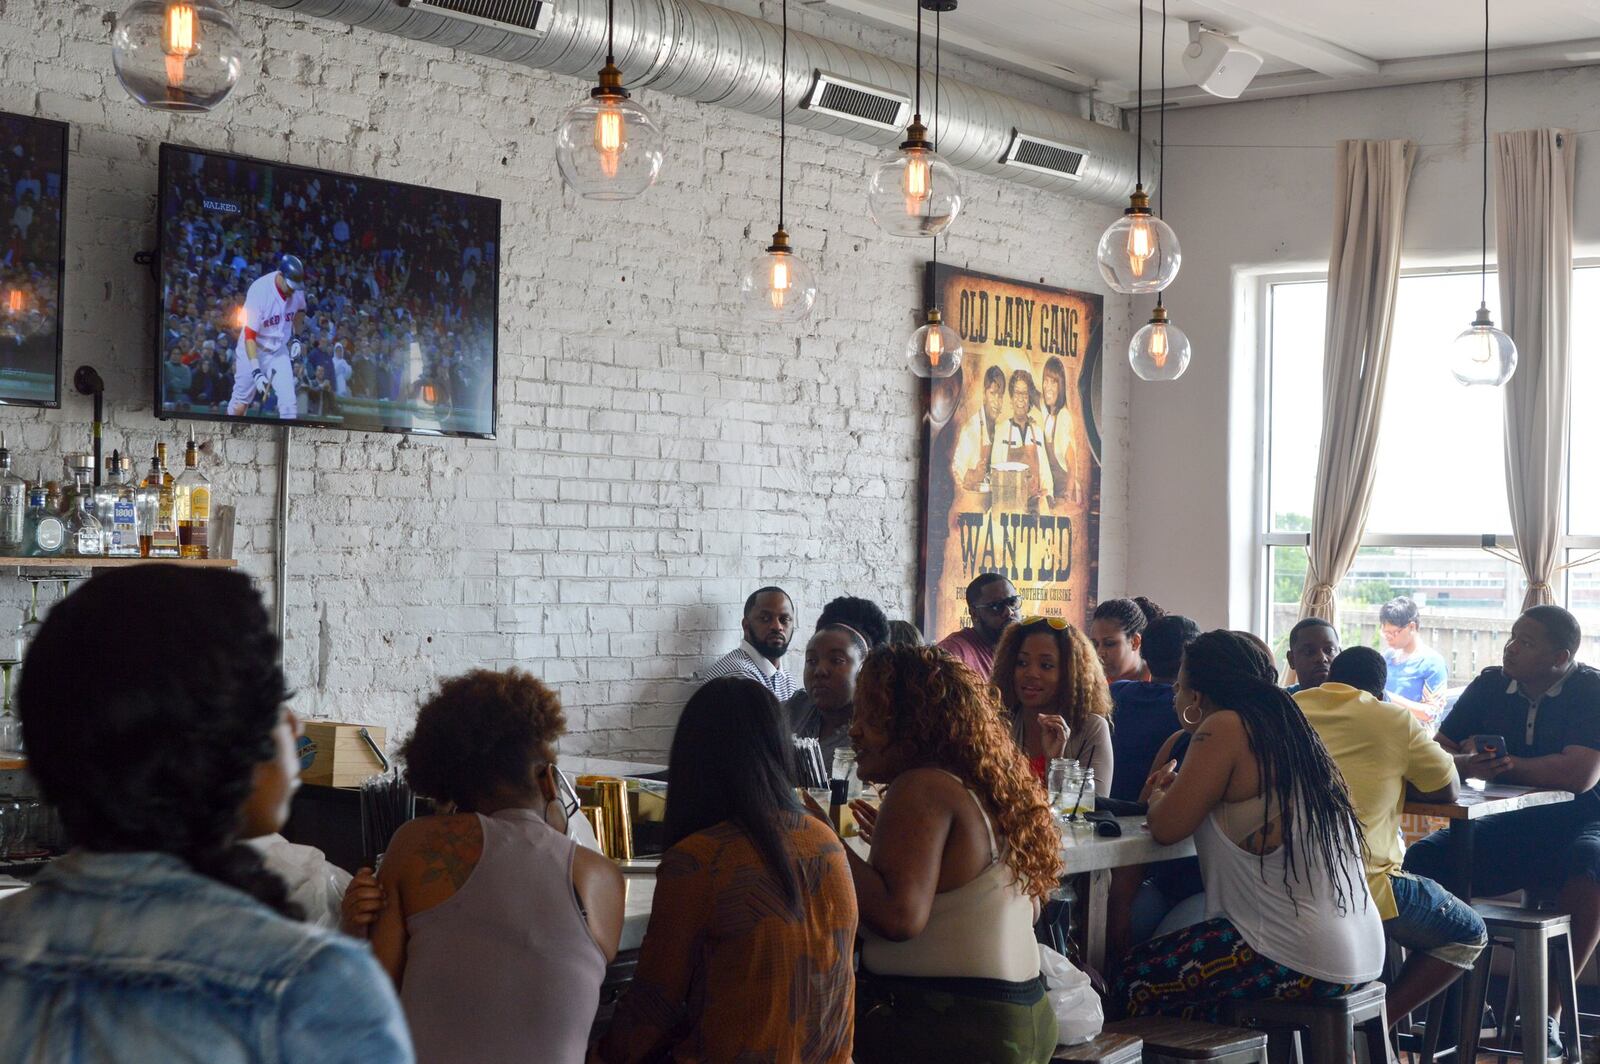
[1183, 629, 1365, 913]
[1091, 596, 1165, 639]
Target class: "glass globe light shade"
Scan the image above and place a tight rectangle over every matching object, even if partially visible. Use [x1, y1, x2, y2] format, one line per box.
[555, 75, 665, 201]
[739, 231, 817, 323]
[868, 124, 963, 238]
[1096, 187, 1181, 295]
[1450, 303, 1518, 386]
[906, 309, 963, 378]
[927, 375, 961, 430]
[112, 0, 243, 113]
[1128, 305, 1191, 381]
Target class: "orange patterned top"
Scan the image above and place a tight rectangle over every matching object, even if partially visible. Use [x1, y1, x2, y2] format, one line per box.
[600, 812, 857, 1063]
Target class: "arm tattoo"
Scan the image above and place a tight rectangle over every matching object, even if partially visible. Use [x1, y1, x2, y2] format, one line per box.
[416, 817, 479, 889]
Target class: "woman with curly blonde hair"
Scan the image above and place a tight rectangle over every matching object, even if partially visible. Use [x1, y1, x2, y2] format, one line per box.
[991, 616, 1114, 794]
[841, 644, 1064, 1064]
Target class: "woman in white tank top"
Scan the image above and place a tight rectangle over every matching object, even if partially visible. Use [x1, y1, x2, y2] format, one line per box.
[1112, 630, 1384, 1022]
[841, 645, 1064, 1064]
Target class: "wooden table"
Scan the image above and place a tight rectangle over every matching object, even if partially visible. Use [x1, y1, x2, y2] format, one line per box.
[1059, 816, 1197, 973]
[1400, 783, 1575, 1058]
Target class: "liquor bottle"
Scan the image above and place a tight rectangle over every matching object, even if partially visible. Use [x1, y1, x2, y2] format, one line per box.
[59, 453, 90, 518]
[0, 434, 25, 556]
[140, 448, 180, 559]
[23, 484, 63, 558]
[64, 487, 104, 558]
[43, 479, 60, 515]
[95, 453, 140, 559]
[175, 430, 211, 560]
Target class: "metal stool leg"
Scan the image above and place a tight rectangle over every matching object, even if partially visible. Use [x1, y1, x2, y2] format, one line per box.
[1513, 929, 1551, 1064]
[1555, 929, 1581, 1063]
[1459, 943, 1493, 1064]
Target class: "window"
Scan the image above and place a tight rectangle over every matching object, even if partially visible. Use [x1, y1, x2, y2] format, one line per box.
[1262, 268, 1600, 683]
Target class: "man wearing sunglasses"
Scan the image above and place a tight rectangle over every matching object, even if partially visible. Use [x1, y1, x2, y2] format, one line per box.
[936, 573, 1022, 680]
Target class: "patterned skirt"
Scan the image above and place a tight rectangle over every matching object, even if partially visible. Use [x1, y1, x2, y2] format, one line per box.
[1112, 917, 1356, 1023]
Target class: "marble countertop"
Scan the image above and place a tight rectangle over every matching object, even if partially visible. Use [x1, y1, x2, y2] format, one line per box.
[562, 755, 666, 780]
[1405, 782, 1574, 820]
[1056, 815, 1196, 872]
[619, 864, 658, 953]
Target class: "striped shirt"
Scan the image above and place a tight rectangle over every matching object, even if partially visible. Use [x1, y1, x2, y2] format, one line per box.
[700, 641, 795, 701]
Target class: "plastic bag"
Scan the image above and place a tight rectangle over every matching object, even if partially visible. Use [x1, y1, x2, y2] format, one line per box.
[249, 833, 353, 930]
[1039, 943, 1103, 1046]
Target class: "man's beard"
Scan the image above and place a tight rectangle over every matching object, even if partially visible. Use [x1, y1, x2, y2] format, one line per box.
[746, 627, 790, 662]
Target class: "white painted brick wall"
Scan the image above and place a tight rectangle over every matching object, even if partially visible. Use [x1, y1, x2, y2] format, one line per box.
[0, 0, 1131, 759]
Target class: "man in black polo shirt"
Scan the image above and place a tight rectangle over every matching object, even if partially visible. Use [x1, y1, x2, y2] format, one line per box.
[1404, 605, 1600, 1058]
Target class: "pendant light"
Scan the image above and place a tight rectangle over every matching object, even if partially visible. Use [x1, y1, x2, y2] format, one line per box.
[111, 0, 243, 113]
[738, 0, 817, 322]
[907, 5, 962, 378]
[1129, 0, 1191, 380]
[555, 0, 666, 200]
[1096, 0, 1180, 294]
[869, 0, 963, 238]
[1449, 0, 1516, 387]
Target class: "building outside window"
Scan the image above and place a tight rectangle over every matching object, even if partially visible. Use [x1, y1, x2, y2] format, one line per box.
[1261, 268, 1600, 694]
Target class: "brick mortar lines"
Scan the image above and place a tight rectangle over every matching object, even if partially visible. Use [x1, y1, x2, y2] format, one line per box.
[0, 0, 1131, 758]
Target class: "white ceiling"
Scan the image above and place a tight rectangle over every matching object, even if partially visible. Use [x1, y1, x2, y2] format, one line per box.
[819, 0, 1600, 105]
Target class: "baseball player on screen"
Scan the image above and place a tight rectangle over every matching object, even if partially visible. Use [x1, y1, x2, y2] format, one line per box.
[229, 255, 308, 420]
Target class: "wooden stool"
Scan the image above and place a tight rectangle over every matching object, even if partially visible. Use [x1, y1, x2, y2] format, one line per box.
[1104, 1016, 1269, 1062]
[1224, 983, 1390, 1063]
[1458, 904, 1581, 1064]
[1052, 1030, 1143, 1063]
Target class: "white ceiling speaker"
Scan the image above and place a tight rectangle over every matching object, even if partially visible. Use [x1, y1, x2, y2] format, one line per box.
[1182, 22, 1263, 99]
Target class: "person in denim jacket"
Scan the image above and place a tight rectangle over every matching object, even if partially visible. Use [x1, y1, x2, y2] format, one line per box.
[0, 567, 413, 1064]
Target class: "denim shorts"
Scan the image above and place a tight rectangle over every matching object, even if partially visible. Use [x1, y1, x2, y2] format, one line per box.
[1384, 872, 1487, 971]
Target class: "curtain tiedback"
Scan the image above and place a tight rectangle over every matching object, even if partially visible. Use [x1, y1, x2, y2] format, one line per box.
[1298, 139, 1418, 630]
[1496, 128, 1575, 611]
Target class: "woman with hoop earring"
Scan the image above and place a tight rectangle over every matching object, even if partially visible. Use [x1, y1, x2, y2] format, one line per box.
[1113, 631, 1383, 1022]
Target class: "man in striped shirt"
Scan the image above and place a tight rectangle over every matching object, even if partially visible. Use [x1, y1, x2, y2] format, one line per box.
[699, 587, 797, 700]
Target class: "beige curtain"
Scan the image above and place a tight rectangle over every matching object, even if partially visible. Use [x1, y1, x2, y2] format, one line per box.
[1298, 139, 1418, 629]
[1496, 129, 1575, 610]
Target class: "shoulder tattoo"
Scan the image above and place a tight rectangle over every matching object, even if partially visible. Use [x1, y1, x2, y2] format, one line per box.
[415, 816, 480, 890]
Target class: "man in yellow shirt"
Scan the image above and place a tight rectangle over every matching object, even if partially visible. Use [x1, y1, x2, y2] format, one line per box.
[1295, 647, 1486, 1029]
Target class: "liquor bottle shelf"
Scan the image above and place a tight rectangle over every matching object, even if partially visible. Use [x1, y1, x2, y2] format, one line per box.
[5, 556, 237, 571]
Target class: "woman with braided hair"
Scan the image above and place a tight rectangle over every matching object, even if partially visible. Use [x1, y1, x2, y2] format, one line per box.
[1113, 629, 1384, 1022]
[0, 567, 411, 1062]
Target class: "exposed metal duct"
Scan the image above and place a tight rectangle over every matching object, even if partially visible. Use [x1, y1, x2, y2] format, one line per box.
[248, 0, 1146, 206]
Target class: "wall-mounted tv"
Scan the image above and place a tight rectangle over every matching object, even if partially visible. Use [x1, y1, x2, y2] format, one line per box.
[155, 144, 500, 438]
[0, 112, 67, 408]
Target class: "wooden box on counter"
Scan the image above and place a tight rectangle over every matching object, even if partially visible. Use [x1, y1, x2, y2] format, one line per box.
[299, 721, 386, 788]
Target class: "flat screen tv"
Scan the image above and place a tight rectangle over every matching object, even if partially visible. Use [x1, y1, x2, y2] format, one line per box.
[0, 112, 67, 408]
[155, 144, 500, 438]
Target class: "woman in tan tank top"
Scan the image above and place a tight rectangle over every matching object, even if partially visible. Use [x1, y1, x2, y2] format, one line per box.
[360, 669, 625, 1064]
[841, 645, 1064, 1064]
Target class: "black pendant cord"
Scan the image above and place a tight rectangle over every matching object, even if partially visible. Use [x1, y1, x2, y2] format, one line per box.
[933, 10, 941, 151]
[1156, 0, 1166, 310]
[778, 0, 787, 233]
[913, 1, 923, 122]
[1480, 0, 1489, 307]
[930, 10, 941, 278]
[606, 0, 616, 66]
[1135, 0, 1144, 187]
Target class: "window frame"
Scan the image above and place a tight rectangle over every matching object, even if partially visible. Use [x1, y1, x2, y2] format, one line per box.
[1255, 263, 1600, 634]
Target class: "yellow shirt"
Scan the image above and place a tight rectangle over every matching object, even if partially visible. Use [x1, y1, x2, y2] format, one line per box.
[1294, 683, 1456, 920]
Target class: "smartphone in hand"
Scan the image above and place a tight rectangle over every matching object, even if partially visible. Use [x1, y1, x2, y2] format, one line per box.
[1470, 734, 1508, 758]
